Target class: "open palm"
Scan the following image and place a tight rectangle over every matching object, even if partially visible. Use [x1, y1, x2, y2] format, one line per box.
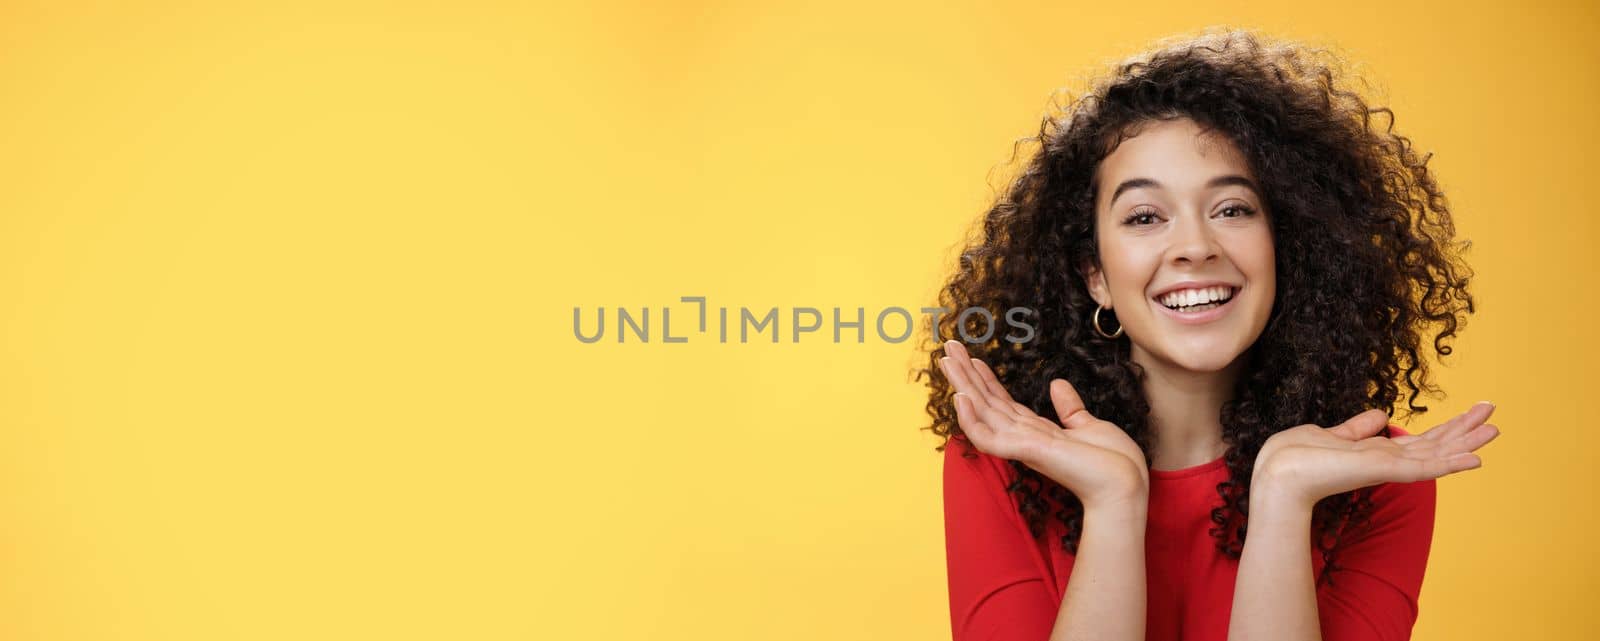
[939, 340, 1148, 509]
[1254, 403, 1502, 506]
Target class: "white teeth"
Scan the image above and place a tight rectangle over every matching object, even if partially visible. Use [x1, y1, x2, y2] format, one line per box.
[1158, 286, 1236, 309]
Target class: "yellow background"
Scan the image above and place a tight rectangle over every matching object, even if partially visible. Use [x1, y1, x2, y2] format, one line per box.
[1, 1, 1593, 639]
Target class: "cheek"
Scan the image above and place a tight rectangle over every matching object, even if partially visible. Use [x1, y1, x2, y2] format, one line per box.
[1239, 233, 1277, 303]
[1255, 237, 1276, 284]
[1228, 228, 1275, 274]
[1101, 247, 1160, 301]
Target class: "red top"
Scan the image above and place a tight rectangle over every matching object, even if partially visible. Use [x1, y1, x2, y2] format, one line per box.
[942, 425, 1436, 641]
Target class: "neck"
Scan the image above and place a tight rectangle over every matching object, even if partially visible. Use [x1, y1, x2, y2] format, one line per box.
[1131, 345, 1243, 471]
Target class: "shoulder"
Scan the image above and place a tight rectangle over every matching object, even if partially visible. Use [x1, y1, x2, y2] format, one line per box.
[1313, 424, 1440, 636]
[1345, 424, 1438, 543]
[1370, 424, 1439, 508]
[943, 436, 1037, 514]
[941, 436, 1048, 542]
[943, 436, 1018, 490]
[1384, 423, 1416, 439]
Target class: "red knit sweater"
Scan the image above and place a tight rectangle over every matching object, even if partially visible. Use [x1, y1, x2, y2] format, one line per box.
[942, 425, 1435, 641]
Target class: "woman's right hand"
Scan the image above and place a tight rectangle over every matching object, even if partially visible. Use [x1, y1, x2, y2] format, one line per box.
[939, 340, 1149, 511]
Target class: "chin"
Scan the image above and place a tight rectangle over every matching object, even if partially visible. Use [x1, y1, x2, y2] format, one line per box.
[1167, 353, 1243, 373]
[1138, 336, 1251, 373]
[1171, 346, 1241, 372]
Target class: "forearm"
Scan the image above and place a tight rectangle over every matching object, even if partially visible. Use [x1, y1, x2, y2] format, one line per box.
[1227, 488, 1319, 641]
[1049, 502, 1147, 641]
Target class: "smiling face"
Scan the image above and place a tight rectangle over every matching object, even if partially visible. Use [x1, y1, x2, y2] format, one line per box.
[1081, 117, 1276, 374]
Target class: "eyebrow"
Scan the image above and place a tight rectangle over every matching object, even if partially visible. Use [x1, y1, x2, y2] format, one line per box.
[1107, 175, 1261, 209]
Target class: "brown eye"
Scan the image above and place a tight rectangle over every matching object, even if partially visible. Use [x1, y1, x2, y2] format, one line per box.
[1122, 208, 1160, 226]
[1218, 204, 1257, 218]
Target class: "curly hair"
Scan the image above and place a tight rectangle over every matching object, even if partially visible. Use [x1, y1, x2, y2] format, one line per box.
[917, 28, 1474, 584]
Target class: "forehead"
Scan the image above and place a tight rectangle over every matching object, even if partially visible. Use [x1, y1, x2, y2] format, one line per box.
[1094, 119, 1255, 196]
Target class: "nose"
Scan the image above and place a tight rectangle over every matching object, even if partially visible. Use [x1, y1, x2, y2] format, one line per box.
[1170, 213, 1220, 266]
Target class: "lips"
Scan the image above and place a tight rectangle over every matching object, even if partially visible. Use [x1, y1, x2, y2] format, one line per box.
[1150, 280, 1243, 300]
[1151, 285, 1242, 325]
[1154, 286, 1238, 310]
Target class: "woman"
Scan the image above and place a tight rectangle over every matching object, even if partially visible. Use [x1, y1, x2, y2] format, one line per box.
[919, 29, 1500, 641]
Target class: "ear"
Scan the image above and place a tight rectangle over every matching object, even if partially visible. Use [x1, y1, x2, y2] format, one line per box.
[1079, 259, 1111, 309]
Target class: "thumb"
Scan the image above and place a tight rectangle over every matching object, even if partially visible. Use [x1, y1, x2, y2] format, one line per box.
[1329, 408, 1391, 441]
[1049, 379, 1096, 429]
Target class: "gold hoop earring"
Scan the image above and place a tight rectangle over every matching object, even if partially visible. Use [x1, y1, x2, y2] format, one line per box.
[1092, 304, 1124, 339]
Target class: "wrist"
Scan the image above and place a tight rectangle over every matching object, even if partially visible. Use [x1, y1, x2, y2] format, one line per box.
[1248, 479, 1314, 524]
[1250, 455, 1318, 512]
[1083, 503, 1148, 540]
[1084, 488, 1149, 522]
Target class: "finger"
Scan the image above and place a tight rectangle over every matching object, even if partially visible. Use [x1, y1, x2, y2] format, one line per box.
[1466, 423, 1502, 450]
[942, 357, 1009, 427]
[939, 347, 984, 400]
[1373, 453, 1456, 484]
[1423, 401, 1495, 443]
[1396, 423, 1493, 460]
[955, 393, 1031, 461]
[1449, 452, 1483, 472]
[1414, 422, 1497, 457]
[952, 393, 985, 433]
[1049, 378, 1095, 429]
[971, 358, 1030, 416]
[952, 393, 995, 446]
[947, 357, 1026, 429]
[944, 339, 971, 361]
[1329, 409, 1391, 441]
[1417, 407, 1469, 441]
[1404, 451, 1484, 482]
[1438, 402, 1496, 440]
[968, 357, 1010, 401]
[941, 343, 1016, 420]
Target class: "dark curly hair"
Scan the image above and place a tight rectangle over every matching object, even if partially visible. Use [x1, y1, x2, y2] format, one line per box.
[917, 28, 1474, 584]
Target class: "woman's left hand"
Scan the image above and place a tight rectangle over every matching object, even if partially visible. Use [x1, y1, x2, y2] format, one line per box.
[1251, 402, 1502, 510]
